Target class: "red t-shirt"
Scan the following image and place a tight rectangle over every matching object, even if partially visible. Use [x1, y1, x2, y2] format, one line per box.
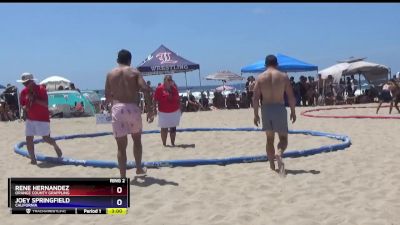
[20, 84, 50, 122]
[154, 84, 180, 113]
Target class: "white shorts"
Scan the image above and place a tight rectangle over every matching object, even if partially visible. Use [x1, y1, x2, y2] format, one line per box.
[158, 110, 181, 128]
[25, 120, 50, 137]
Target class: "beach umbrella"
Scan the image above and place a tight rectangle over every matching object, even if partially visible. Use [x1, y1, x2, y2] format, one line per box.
[40, 76, 71, 91]
[205, 70, 243, 82]
[215, 85, 235, 92]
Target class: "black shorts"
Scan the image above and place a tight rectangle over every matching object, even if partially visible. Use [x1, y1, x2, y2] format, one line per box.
[379, 90, 392, 102]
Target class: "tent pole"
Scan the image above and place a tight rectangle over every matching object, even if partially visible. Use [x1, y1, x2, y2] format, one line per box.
[16, 86, 22, 119]
[184, 72, 188, 90]
[198, 69, 202, 90]
[322, 79, 325, 106]
[358, 73, 361, 94]
[241, 72, 243, 90]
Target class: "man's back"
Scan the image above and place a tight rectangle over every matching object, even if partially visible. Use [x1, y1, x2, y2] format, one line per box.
[257, 68, 287, 105]
[107, 66, 140, 103]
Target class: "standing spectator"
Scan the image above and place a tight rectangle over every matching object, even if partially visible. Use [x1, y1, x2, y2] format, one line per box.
[248, 76, 256, 107]
[154, 75, 181, 146]
[350, 75, 358, 95]
[17, 72, 63, 165]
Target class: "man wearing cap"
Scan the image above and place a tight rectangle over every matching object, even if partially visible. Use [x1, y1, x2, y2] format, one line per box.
[18, 72, 62, 164]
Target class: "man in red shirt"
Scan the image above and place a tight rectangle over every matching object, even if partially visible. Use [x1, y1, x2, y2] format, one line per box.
[18, 73, 62, 164]
[154, 75, 181, 146]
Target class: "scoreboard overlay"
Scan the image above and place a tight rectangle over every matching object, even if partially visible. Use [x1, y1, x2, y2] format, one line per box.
[8, 178, 130, 214]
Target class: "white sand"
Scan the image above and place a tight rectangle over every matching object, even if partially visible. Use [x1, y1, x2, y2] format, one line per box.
[1, 104, 399, 225]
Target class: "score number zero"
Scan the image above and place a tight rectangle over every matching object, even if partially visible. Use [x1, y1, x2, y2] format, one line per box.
[110, 178, 126, 207]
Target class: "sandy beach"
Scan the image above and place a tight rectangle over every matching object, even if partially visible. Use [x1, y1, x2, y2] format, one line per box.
[1, 104, 399, 225]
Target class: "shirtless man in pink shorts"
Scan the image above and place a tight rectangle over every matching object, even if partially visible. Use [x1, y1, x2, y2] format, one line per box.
[105, 49, 155, 178]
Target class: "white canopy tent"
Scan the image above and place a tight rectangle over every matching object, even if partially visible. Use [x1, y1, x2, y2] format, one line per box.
[40, 76, 71, 91]
[319, 62, 350, 83]
[342, 61, 389, 86]
[319, 59, 389, 86]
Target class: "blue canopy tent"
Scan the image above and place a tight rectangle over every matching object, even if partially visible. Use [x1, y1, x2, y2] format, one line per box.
[241, 54, 318, 106]
[137, 45, 201, 90]
[241, 53, 318, 73]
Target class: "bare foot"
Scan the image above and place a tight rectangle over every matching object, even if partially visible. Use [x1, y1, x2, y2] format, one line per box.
[30, 160, 37, 165]
[275, 154, 286, 177]
[136, 167, 147, 177]
[269, 161, 276, 171]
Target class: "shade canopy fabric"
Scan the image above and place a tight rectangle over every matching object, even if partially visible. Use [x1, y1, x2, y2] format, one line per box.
[342, 60, 389, 83]
[319, 62, 350, 82]
[241, 53, 318, 73]
[40, 76, 72, 91]
[137, 45, 200, 76]
[40, 76, 71, 85]
[319, 60, 389, 86]
[205, 70, 243, 81]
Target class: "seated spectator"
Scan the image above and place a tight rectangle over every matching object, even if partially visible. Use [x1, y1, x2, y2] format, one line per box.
[335, 93, 345, 105]
[186, 94, 201, 112]
[239, 92, 250, 108]
[212, 91, 225, 109]
[356, 89, 374, 104]
[226, 93, 238, 109]
[71, 101, 85, 117]
[180, 95, 188, 112]
[199, 92, 210, 110]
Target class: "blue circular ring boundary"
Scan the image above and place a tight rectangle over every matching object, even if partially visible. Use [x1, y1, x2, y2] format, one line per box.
[14, 128, 351, 169]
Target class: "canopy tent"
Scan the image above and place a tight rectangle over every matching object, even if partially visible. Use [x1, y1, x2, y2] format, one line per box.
[342, 60, 389, 86]
[241, 53, 318, 73]
[40, 76, 71, 91]
[319, 62, 350, 83]
[319, 58, 389, 86]
[137, 45, 200, 89]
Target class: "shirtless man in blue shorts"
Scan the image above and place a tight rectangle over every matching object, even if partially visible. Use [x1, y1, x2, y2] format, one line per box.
[253, 55, 297, 176]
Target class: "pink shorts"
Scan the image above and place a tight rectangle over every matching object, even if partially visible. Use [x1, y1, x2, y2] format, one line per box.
[111, 102, 142, 138]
